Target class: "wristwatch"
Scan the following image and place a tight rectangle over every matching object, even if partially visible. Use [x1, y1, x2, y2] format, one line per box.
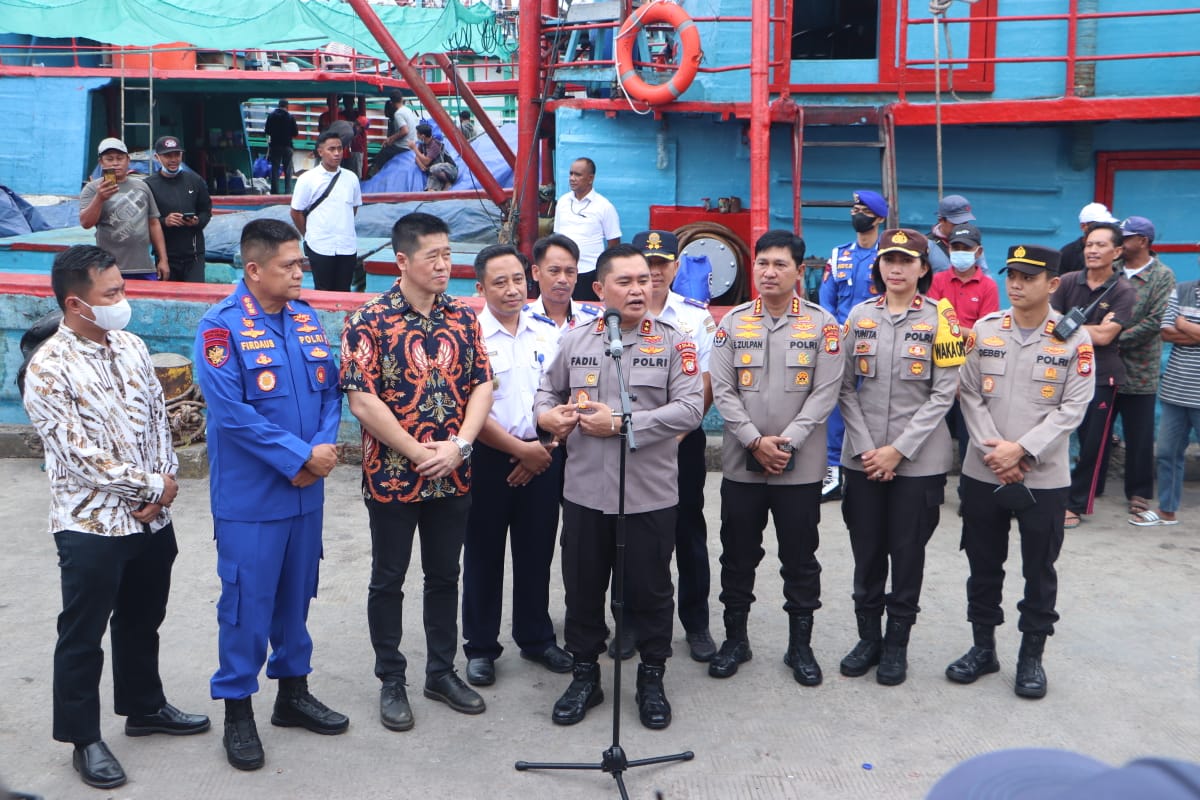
[450, 435, 473, 460]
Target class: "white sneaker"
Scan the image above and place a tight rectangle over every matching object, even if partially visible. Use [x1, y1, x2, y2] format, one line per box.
[821, 466, 841, 497]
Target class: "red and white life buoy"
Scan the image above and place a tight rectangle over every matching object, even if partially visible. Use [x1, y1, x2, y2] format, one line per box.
[615, 1, 702, 106]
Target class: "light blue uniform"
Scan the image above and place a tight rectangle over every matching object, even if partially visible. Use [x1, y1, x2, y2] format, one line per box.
[818, 240, 880, 467]
[194, 281, 341, 699]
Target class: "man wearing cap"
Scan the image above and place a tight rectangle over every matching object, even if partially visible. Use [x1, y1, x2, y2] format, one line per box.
[264, 100, 298, 194]
[1050, 221, 1136, 528]
[79, 137, 169, 280]
[948, 245, 1094, 699]
[1112, 216, 1175, 518]
[637, 229, 718, 662]
[818, 189, 888, 502]
[928, 223, 1000, 469]
[708, 230, 843, 686]
[145, 136, 212, 283]
[552, 157, 621, 301]
[1060, 202, 1117, 275]
[929, 194, 990, 275]
[528, 233, 602, 332]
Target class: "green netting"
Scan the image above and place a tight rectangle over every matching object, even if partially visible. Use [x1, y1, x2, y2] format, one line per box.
[0, 0, 513, 59]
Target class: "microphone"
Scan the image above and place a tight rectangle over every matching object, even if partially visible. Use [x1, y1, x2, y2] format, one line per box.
[604, 307, 624, 358]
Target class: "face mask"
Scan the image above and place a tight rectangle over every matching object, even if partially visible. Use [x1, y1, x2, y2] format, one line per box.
[74, 297, 132, 331]
[949, 251, 977, 271]
[160, 164, 182, 176]
[851, 213, 876, 233]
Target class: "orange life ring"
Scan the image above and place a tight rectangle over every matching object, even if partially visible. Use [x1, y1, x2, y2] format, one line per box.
[615, 1, 702, 106]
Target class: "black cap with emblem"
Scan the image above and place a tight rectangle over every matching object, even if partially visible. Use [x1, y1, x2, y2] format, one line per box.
[1001, 245, 1061, 276]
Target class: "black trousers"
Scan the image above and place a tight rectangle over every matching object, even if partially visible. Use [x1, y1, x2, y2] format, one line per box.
[718, 479, 822, 615]
[53, 526, 177, 744]
[167, 253, 205, 283]
[1109, 391, 1157, 501]
[268, 145, 294, 194]
[1068, 383, 1118, 514]
[674, 426, 711, 633]
[561, 501, 676, 663]
[959, 476, 1066, 635]
[461, 443, 563, 660]
[366, 496, 470, 683]
[841, 471, 945, 623]
[572, 276, 599, 301]
[304, 243, 356, 293]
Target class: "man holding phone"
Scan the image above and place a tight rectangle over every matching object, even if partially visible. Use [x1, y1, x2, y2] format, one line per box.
[80, 138, 169, 280]
[707, 231, 843, 686]
[145, 136, 212, 282]
[949, 245, 1095, 700]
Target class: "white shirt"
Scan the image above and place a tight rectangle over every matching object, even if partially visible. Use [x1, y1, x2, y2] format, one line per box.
[553, 188, 622, 274]
[291, 166, 362, 256]
[526, 297, 602, 334]
[23, 324, 177, 536]
[393, 105, 419, 149]
[479, 306, 560, 439]
[656, 290, 716, 371]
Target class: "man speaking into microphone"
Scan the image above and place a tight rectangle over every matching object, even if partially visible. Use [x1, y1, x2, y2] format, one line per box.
[534, 244, 703, 730]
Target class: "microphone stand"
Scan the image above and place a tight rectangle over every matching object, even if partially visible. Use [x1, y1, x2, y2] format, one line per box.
[515, 328, 694, 799]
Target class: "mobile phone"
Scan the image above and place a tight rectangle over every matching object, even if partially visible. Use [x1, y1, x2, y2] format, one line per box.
[102, 168, 117, 185]
[182, 212, 198, 220]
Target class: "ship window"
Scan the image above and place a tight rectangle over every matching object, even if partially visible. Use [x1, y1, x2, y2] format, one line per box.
[791, 0, 878, 60]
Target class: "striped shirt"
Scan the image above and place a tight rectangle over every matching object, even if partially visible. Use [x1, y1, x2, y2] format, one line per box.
[23, 324, 176, 536]
[1159, 283, 1200, 408]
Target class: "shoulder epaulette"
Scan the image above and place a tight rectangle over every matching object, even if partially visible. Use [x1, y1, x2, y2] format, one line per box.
[530, 312, 556, 326]
[577, 304, 601, 316]
[682, 297, 709, 309]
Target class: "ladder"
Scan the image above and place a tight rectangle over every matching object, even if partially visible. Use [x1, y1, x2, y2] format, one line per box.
[794, 106, 899, 231]
[119, 50, 155, 151]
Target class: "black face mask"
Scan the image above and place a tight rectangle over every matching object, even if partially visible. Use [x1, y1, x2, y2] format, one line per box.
[851, 212, 877, 233]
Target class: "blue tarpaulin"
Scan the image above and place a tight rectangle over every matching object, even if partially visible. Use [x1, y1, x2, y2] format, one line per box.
[361, 122, 516, 195]
[0, 186, 51, 238]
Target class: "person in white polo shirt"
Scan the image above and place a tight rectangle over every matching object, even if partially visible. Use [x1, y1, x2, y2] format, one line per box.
[552, 157, 621, 301]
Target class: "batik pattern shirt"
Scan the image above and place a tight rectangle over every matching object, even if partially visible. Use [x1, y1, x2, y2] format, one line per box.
[23, 324, 176, 536]
[341, 287, 491, 503]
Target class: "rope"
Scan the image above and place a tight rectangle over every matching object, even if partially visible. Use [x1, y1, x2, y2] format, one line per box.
[165, 382, 207, 448]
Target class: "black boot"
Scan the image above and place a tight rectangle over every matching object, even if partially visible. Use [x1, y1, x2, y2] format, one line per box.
[271, 675, 350, 735]
[839, 611, 882, 677]
[946, 623, 1001, 684]
[876, 618, 911, 686]
[708, 610, 752, 679]
[552, 661, 603, 725]
[782, 615, 823, 686]
[1014, 633, 1048, 699]
[635, 663, 671, 729]
[223, 698, 264, 771]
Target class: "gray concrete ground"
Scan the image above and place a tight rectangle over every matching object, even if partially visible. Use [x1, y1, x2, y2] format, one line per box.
[2, 457, 1198, 800]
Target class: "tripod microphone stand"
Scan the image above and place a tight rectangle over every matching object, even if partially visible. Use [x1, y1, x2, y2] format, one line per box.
[515, 326, 694, 799]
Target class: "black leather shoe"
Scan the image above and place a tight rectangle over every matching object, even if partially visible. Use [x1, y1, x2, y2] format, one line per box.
[223, 698, 264, 771]
[876, 619, 912, 686]
[380, 682, 414, 731]
[521, 644, 574, 673]
[424, 672, 486, 715]
[271, 676, 349, 735]
[1015, 633, 1048, 699]
[946, 646, 1000, 684]
[125, 702, 211, 737]
[466, 657, 496, 686]
[72, 741, 126, 789]
[686, 629, 717, 662]
[708, 639, 752, 678]
[607, 626, 636, 660]
[635, 663, 672, 730]
[552, 662, 603, 725]
[783, 615, 823, 686]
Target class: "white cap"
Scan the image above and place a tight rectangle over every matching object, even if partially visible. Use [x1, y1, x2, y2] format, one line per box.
[1078, 202, 1116, 224]
[97, 137, 128, 155]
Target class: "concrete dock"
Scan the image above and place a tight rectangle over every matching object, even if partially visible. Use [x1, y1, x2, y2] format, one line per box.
[1, 457, 1197, 799]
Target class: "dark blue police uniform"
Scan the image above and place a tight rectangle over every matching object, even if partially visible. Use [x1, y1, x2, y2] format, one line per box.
[195, 282, 341, 700]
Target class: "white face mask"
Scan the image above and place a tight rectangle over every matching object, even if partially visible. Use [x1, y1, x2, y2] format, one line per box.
[949, 251, 977, 271]
[74, 297, 132, 331]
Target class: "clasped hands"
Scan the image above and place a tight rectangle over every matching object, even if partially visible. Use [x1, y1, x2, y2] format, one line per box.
[292, 443, 339, 487]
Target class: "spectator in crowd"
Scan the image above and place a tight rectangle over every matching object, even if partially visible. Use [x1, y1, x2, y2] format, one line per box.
[264, 100, 299, 194]
[1059, 202, 1117, 275]
[290, 131, 362, 292]
[411, 124, 459, 192]
[459, 109, 478, 141]
[527, 233, 602, 331]
[927, 195, 990, 274]
[1131, 255, 1200, 527]
[145, 136, 212, 283]
[371, 91, 418, 176]
[552, 157, 621, 300]
[79, 138, 168, 280]
[1110, 216, 1175, 516]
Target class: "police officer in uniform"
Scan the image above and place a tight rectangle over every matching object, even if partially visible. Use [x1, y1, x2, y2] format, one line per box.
[535, 244, 703, 729]
[819, 190, 888, 502]
[947, 245, 1094, 699]
[637, 229, 719, 662]
[461, 244, 572, 687]
[195, 219, 348, 771]
[528, 233, 603, 333]
[838, 229, 960, 686]
[708, 230, 844, 686]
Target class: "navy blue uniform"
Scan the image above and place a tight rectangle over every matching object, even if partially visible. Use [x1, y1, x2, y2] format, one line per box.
[195, 282, 341, 700]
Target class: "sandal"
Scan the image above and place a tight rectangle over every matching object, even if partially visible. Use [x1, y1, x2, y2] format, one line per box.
[1129, 496, 1151, 514]
[1129, 510, 1179, 527]
[1064, 511, 1082, 530]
